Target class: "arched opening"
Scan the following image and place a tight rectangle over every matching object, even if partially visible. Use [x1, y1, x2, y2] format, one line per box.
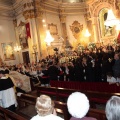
[99, 8, 115, 38]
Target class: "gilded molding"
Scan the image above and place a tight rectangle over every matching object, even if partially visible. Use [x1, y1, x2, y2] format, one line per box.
[13, 19, 17, 27]
[23, 1, 43, 19]
[89, 0, 115, 17]
[59, 15, 66, 23]
[84, 8, 91, 21]
[58, 8, 66, 23]
[70, 21, 83, 39]
[116, 2, 120, 11]
[48, 23, 58, 35]
[24, 2, 34, 9]
[23, 9, 35, 19]
[90, 0, 114, 16]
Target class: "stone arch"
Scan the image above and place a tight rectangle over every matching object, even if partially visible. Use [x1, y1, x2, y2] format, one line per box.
[89, 1, 116, 43]
[92, 2, 113, 17]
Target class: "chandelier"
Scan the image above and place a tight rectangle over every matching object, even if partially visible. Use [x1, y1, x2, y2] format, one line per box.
[84, 29, 91, 37]
[104, 9, 119, 27]
[44, 30, 54, 46]
[14, 44, 21, 52]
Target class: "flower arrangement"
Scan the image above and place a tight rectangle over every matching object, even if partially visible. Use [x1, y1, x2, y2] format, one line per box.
[88, 42, 96, 49]
[77, 45, 84, 52]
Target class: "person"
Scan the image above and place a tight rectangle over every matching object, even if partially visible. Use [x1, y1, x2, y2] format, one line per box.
[30, 95, 64, 120]
[113, 52, 120, 78]
[48, 62, 59, 81]
[105, 96, 120, 120]
[5, 69, 26, 93]
[107, 72, 117, 85]
[0, 70, 17, 112]
[67, 92, 96, 120]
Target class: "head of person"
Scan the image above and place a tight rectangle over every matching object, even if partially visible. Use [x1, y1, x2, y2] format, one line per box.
[4, 69, 9, 74]
[105, 96, 120, 120]
[67, 92, 90, 119]
[35, 95, 54, 116]
[82, 57, 87, 64]
[114, 52, 120, 60]
[107, 72, 113, 79]
[0, 70, 5, 78]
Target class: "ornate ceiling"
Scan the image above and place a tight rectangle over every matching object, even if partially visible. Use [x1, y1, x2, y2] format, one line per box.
[54, 0, 95, 3]
[0, 0, 16, 6]
[0, 0, 95, 18]
[0, 0, 94, 6]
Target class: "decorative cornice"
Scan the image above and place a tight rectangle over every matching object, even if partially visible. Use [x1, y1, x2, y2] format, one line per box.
[89, 0, 115, 17]
[91, 0, 114, 10]
[13, 19, 17, 27]
[23, 1, 43, 19]
[42, 0, 88, 15]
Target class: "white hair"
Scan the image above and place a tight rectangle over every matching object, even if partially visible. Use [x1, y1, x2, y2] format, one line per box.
[106, 96, 120, 120]
[67, 92, 90, 118]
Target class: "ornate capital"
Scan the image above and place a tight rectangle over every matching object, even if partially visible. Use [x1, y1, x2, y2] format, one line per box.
[84, 8, 91, 21]
[59, 15, 66, 23]
[13, 19, 17, 27]
[23, 1, 43, 19]
[116, 2, 120, 10]
[58, 8, 66, 23]
[23, 9, 35, 19]
[58, 8, 65, 15]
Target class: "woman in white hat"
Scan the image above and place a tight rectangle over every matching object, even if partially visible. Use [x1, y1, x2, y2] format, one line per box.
[67, 92, 96, 120]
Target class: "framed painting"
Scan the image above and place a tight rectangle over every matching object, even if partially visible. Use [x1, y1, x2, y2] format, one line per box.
[48, 23, 58, 35]
[1, 42, 15, 61]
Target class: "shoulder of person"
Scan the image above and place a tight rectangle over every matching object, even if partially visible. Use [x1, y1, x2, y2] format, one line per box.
[70, 117, 96, 120]
[30, 114, 40, 120]
[50, 114, 64, 120]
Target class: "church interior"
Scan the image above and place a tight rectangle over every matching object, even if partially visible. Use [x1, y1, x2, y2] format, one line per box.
[0, 0, 120, 65]
[0, 0, 120, 120]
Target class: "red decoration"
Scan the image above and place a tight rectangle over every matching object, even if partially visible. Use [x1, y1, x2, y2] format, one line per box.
[117, 31, 120, 43]
[25, 22, 31, 38]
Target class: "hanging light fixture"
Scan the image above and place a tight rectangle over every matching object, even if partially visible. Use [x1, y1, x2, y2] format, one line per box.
[44, 30, 54, 46]
[84, 29, 91, 37]
[14, 43, 21, 63]
[104, 9, 119, 27]
[14, 44, 21, 52]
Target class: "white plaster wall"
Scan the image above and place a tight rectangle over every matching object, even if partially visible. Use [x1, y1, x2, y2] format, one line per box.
[0, 17, 17, 66]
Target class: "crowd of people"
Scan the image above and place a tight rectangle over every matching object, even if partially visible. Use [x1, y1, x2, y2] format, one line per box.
[30, 92, 120, 120]
[0, 44, 120, 119]
[0, 44, 120, 87]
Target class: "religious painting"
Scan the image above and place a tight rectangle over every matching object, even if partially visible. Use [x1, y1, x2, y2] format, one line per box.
[48, 23, 58, 35]
[99, 8, 115, 38]
[1, 42, 15, 61]
[17, 21, 28, 49]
